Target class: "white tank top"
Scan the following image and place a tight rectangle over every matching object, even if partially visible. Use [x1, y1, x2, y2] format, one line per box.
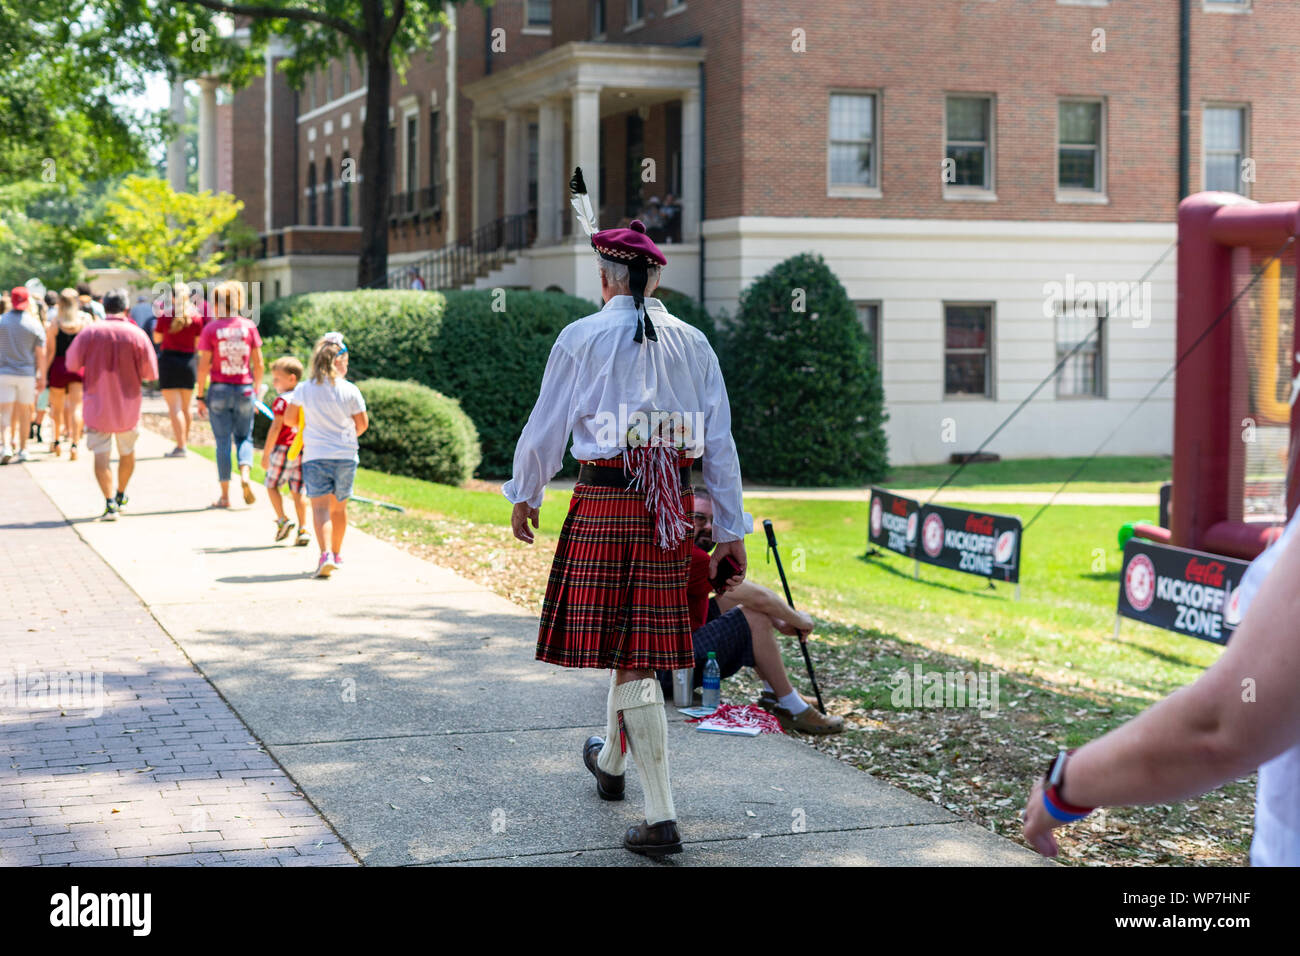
[1239, 508, 1300, 865]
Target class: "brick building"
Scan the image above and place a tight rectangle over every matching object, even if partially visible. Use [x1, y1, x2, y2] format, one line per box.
[217, 0, 1300, 464]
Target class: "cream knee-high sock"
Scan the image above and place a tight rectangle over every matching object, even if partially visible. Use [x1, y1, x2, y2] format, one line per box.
[616, 678, 676, 825]
[596, 670, 626, 776]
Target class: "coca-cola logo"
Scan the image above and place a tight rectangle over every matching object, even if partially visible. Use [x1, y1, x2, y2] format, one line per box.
[1185, 558, 1225, 589]
[965, 514, 995, 536]
[870, 498, 883, 537]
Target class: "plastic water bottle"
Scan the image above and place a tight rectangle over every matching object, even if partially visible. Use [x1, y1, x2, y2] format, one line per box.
[702, 652, 721, 712]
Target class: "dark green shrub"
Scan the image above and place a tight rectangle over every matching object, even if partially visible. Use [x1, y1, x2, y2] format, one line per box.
[656, 289, 718, 346]
[720, 252, 888, 485]
[356, 378, 481, 486]
[258, 289, 599, 477]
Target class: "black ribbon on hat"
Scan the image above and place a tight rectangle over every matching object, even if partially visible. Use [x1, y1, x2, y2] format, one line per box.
[629, 259, 656, 343]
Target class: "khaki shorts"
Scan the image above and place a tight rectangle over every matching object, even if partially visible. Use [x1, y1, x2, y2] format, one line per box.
[0, 373, 36, 406]
[86, 428, 139, 458]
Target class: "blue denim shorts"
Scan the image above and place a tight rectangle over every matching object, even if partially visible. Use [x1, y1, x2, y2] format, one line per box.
[302, 458, 358, 500]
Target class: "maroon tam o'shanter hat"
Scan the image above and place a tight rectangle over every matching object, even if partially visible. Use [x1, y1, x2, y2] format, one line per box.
[592, 220, 666, 343]
[571, 165, 667, 343]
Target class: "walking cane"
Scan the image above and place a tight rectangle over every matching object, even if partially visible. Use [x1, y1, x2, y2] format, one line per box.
[763, 519, 826, 714]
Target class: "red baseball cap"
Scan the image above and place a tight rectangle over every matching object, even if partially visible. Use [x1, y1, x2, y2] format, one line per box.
[10, 287, 29, 309]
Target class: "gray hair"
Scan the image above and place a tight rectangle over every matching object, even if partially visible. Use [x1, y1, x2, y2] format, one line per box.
[596, 256, 662, 294]
[102, 288, 129, 315]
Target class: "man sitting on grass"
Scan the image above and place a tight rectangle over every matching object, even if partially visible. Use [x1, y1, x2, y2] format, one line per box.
[657, 487, 844, 735]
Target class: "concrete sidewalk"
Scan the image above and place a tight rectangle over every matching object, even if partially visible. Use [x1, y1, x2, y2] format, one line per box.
[11, 426, 1046, 866]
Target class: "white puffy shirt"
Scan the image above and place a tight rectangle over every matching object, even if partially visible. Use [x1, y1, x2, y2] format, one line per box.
[1242, 506, 1300, 866]
[502, 295, 746, 543]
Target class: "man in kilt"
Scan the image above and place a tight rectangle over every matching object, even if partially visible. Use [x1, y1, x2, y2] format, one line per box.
[504, 217, 747, 857]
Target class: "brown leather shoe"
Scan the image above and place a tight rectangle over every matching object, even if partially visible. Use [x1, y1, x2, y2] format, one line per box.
[583, 735, 625, 801]
[624, 819, 683, 857]
[775, 704, 845, 735]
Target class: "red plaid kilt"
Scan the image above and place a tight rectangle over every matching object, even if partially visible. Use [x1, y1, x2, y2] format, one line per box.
[536, 456, 695, 670]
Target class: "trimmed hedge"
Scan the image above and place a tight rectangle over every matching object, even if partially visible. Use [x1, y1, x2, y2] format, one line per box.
[356, 378, 481, 486]
[720, 252, 888, 485]
[259, 287, 718, 478]
[259, 289, 595, 477]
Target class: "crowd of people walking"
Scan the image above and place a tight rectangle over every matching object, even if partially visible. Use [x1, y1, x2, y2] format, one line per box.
[0, 277, 367, 577]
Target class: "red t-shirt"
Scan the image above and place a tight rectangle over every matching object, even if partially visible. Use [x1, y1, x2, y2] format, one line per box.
[156, 300, 212, 352]
[687, 545, 713, 633]
[271, 394, 297, 447]
[199, 317, 262, 384]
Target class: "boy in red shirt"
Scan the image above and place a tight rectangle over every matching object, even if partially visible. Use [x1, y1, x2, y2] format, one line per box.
[260, 356, 310, 545]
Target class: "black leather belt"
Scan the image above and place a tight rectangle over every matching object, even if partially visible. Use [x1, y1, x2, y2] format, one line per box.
[577, 462, 692, 488]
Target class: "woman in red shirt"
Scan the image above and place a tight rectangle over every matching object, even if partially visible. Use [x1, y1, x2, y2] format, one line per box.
[196, 281, 264, 508]
[152, 282, 211, 457]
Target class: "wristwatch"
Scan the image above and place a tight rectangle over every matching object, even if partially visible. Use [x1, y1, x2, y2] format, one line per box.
[1042, 748, 1094, 823]
[196, 395, 206, 404]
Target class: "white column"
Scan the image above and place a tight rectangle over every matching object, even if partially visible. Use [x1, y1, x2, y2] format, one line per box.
[679, 87, 701, 243]
[537, 99, 562, 242]
[503, 110, 524, 217]
[167, 79, 188, 192]
[570, 85, 601, 235]
[197, 78, 219, 193]
[444, 4, 458, 241]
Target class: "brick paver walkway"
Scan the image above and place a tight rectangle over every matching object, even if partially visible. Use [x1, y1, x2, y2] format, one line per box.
[0, 463, 356, 866]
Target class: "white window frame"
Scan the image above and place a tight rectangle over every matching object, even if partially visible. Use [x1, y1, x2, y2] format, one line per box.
[402, 104, 420, 197]
[625, 0, 646, 33]
[1053, 299, 1107, 400]
[943, 302, 996, 400]
[524, 0, 553, 35]
[1202, 102, 1251, 197]
[1056, 97, 1108, 204]
[943, 93, 997, 201]
[855, 301, 882, 367]
[827, 90, 882, 198]
[1204, 0, 1250, 12]
[665, 0, 688, 16]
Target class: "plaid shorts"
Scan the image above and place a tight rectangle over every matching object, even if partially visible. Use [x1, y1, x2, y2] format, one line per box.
[657, 599, 755, 693]
[264, 445, 303, 494]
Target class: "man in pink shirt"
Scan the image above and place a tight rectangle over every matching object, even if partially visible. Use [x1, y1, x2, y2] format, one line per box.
[64, 288, 159, 520]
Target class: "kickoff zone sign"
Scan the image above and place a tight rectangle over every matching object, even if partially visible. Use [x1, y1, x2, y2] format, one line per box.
[868, 488, 919, 557]
[1117, 538, 1250, 645]
[916, 503, 1022, 583]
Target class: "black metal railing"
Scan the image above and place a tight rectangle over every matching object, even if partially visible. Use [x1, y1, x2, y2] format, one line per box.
[368, 209, 535, 291]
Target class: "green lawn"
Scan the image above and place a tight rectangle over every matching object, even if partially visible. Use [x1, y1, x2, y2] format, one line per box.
[189, 442, 1249, 863]
[882, 455, 1171, 495]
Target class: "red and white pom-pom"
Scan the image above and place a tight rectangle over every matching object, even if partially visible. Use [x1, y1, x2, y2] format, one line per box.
[623, 439, 691, 551]
[686, 703, 785, 735]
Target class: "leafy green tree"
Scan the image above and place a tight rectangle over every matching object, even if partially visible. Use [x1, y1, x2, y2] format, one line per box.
[720, 252, 888, 486]
[94, 175, 243, 284]
[131, 0, 472, 287]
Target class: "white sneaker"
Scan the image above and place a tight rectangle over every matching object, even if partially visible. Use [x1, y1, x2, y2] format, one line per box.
[0, 447, 11, 464]
[314, 552, 337, 578]
[15, 449, 28, 463]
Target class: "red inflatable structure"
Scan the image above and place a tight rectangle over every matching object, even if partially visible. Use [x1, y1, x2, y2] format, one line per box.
[1174, 193, 1299, 559]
